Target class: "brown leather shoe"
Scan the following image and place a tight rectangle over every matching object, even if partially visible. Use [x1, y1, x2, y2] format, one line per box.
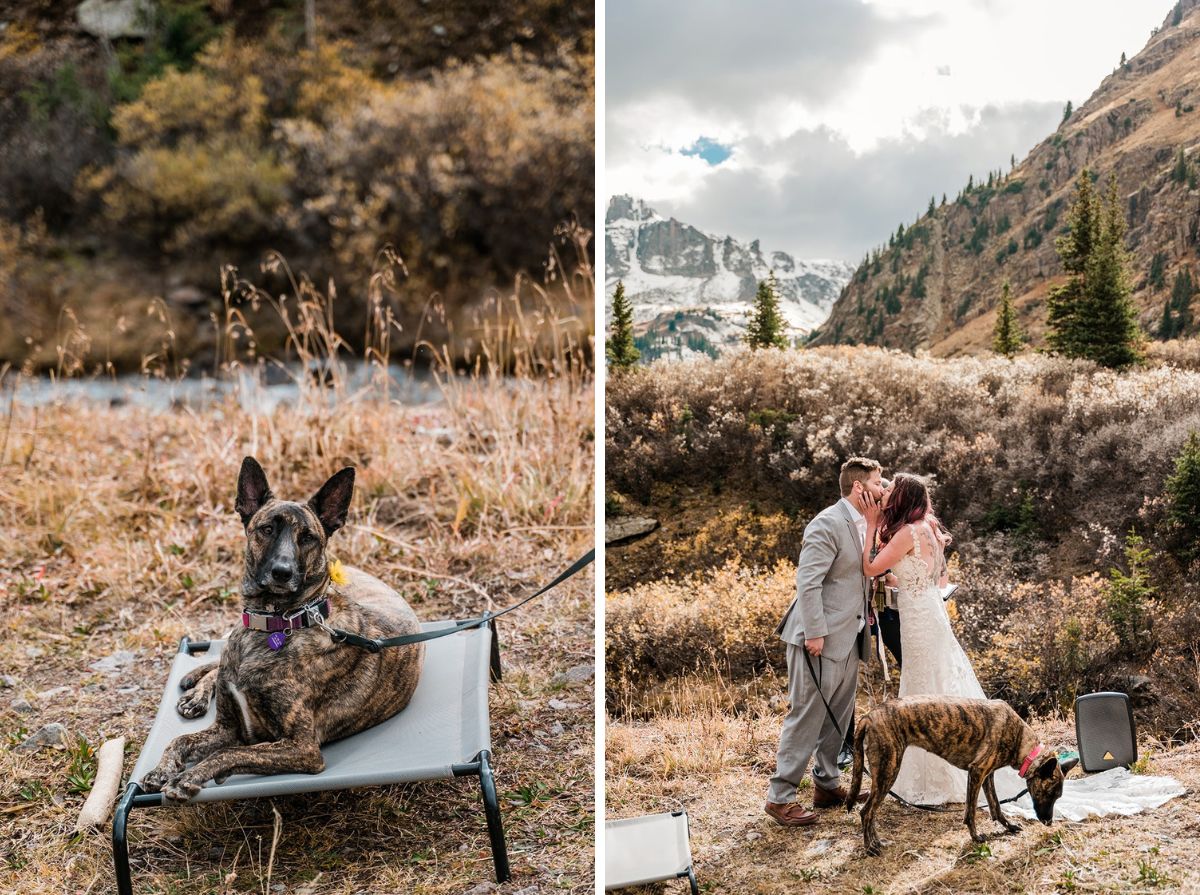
[812, 783, 870, 809]
[764, 801, 820, 827]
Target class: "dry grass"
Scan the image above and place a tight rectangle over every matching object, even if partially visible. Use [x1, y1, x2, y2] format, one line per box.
[0, 273, 595, 892]
[607, 682, 1200, 895]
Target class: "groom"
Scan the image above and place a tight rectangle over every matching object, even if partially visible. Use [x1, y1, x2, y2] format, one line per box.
[765, 457, 883, 827]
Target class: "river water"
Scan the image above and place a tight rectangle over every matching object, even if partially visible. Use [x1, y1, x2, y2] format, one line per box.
[1, 362, 443, 413]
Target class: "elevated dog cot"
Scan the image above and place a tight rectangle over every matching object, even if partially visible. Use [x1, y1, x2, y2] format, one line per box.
[604, 810, 698, 895]
[113, 619, 506, 895]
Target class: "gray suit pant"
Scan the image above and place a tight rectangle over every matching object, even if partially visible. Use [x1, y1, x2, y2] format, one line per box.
[766, 642, 858, 804]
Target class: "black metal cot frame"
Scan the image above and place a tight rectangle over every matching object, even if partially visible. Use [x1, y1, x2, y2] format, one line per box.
[671, 810, 699, 895]
[112, 627, 510, 895]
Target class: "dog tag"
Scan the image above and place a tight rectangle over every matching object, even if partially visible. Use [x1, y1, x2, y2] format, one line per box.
[267, 631, 287, 651]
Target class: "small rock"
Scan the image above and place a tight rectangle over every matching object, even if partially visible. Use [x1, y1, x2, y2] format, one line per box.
[605, 515, 659, 546]
[746, 831, 762, 842]
[0, 674, 17, 688]
[548, 698, 571, 711]
[1128, 674, 1153, 693]
[462, 881, 498, 895]
[82, 683, 102, 694]
[808, 838, 831, 855]
[25, 647, 45, 659]
[431, 24, 447, 37]
[15, 723, 68, 753]
[77, 0, 154, 39]
[36, 686, 71, 700]
[550, 664, 594, 687]
[511, 887, 540, 895]
[549, 721, 564, 736]
[89, 650, 136, 673]
[11, 697, 34, 714]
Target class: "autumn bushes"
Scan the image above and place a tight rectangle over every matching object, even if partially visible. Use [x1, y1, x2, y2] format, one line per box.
[606, 348, 1200, 723]
[606, 347, 1200, 553]
[0, 10, 594, 368]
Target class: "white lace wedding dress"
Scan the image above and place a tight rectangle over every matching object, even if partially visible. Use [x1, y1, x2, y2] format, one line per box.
[890, 520, 1025, 805]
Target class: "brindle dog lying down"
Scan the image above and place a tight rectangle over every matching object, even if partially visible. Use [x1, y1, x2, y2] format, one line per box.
[142, 457, 425, 802]
[846, 696, 1064, 856]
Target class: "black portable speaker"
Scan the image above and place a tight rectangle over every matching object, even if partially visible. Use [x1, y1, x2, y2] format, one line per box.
[1074, 692, 1136, 773]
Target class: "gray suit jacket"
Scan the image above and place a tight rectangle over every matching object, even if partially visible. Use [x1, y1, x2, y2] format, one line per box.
[775, 500, 871, 662]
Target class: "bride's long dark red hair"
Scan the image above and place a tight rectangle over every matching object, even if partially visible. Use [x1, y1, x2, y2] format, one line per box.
[879, 473, 936, 546]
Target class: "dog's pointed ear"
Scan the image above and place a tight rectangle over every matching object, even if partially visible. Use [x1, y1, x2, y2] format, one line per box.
[1037, 754, 1060, 779]
[236, 457, 273, 527]
[309, 467, 355, 537]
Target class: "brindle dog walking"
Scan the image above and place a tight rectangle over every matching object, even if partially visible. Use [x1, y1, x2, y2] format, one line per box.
[142, 457, 424, 802]
[846, 696, 1064, 856]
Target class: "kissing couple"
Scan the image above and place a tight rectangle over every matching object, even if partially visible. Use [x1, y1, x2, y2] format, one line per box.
[764, 457, 1023, 827]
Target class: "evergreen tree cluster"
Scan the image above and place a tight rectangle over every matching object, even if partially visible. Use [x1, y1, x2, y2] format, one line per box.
[1045, 169, 1144, 368]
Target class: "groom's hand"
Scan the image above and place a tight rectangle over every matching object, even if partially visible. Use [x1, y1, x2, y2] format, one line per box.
[804, 637, 824, 657]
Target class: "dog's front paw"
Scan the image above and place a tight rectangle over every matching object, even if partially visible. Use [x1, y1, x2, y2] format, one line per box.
[161, 774, 203, 803]
[141, 766, 172, 793]
[865, 838, 886, 857]
[176, 690, 210, 719]
[1001, 820, 1022, 835]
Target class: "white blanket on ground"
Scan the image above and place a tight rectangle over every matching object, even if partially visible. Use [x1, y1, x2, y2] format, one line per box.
[1005, 767, 1185, 822]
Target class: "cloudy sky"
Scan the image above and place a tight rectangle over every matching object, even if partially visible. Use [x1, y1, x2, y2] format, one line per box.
[606, 0, 1168, 262]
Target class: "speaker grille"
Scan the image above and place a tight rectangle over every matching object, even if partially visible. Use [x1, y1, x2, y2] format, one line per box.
[1075, 692, 1136, 773]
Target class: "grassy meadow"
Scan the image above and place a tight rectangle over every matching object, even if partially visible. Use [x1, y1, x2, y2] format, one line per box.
[605, 345, 1200, 892]
[0, 275, 596, 893]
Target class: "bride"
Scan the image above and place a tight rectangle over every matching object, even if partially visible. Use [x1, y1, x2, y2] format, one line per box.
[862, 473, 1024, 805]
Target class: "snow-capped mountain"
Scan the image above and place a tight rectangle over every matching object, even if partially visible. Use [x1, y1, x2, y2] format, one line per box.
[605, 195, 854, 360]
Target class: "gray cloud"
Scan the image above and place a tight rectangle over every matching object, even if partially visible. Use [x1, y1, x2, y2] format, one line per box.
[606, 0, 934, 117]
[645, 101, 1063, 259]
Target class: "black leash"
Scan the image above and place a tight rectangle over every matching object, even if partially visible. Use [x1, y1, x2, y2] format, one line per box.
[803, 650, 1032, 810]
[803, 649, 961, 813]
[324, 549, 595, 653]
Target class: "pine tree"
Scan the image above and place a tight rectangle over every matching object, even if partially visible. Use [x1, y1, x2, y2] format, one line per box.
[1166, 431, 1200, 558]
[1105, 530, 1155, 652]
[1163, 267, 1195, 338]
[1062, 100, 1073, 123]
[745, 271, 788, 350]
[1172, 147, 1190, 184]
[605, 280, 640, 369]
[992, 281, 1024, 358]
[928, 196, 936, 215]
[1046, 169, 1100, 357]
[1083, 177, 1143, 368]
[1046, 171, 1143, 367]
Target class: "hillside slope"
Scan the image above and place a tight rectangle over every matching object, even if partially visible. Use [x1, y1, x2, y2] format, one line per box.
[813, 0, 1200, 354]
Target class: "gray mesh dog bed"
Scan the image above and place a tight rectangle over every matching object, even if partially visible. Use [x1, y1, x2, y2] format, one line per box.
[604, 811, 698, 894]
[113, 620, 506, 894]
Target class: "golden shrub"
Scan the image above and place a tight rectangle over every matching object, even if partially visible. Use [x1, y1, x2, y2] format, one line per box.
[606, 560, 792, 711]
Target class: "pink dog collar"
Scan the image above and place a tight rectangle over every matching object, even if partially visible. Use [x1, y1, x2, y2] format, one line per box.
[1019, 743, 1044, 778]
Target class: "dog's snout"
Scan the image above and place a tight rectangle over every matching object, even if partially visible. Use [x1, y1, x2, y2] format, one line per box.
[270, 564, 294, 584]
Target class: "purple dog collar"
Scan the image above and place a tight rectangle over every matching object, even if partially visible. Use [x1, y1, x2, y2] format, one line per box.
[242, 599, 331, 634]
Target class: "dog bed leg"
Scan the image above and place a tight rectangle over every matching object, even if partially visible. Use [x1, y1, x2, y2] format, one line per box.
[478, 750, 510, 882]
[112, 782, 140, 895]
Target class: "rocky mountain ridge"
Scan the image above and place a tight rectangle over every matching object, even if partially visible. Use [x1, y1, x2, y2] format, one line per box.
[605, 195, 853, 360]
[813, 0, 1200, 354]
